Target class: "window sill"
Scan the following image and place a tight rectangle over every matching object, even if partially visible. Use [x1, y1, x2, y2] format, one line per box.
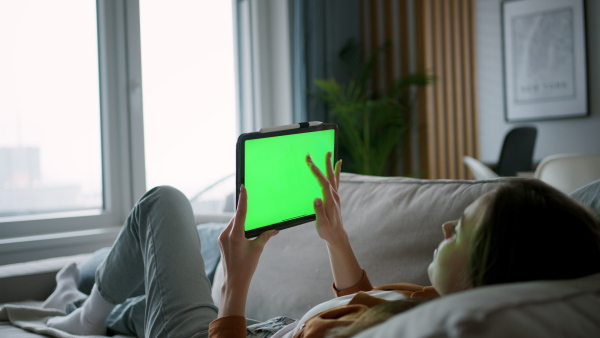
[0, 227, 121, 266]
[0, 211, 235, 266]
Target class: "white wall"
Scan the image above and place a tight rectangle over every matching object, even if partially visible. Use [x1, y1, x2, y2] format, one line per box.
[476, 0, 600, 164]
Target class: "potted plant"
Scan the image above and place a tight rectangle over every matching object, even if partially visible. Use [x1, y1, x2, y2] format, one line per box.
[314, 40, 435, 176]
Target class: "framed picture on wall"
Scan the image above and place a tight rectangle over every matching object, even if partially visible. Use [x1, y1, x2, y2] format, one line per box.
[502, 0, 588, 122]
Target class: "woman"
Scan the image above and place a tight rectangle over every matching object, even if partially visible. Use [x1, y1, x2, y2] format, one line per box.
[45, 152, 600, 337]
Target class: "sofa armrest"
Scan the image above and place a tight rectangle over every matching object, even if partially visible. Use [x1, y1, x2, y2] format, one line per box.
[0, 254, 90, 304]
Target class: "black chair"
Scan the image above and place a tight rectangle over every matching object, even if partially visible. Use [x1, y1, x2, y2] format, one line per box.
[464, 126, 537, 179]
[494, 126, 538, 176]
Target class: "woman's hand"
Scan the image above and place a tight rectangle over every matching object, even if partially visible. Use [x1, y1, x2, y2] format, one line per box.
[217, 185, 278, 317]
[306, 152, 345, 244]
[307, 152, 363, 290]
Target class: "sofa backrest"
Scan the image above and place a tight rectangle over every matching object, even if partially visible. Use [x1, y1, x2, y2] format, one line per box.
[212, 173, 509, 321]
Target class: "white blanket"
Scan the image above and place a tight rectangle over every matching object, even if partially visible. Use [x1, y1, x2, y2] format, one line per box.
[0, 304, 130, 338]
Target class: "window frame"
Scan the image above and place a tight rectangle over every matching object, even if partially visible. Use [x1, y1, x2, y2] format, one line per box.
[0, 0, 297, 266]
[234, 0, 294, 133]
[0, 1, 145, 265]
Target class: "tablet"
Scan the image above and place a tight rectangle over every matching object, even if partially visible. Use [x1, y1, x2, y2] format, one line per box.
[236, 122, 338, 238]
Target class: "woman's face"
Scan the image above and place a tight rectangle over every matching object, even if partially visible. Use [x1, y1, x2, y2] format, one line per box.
[428, 192, 494, 295]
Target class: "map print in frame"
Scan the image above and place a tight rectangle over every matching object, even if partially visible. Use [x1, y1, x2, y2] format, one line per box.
[502, 0, 587, 122]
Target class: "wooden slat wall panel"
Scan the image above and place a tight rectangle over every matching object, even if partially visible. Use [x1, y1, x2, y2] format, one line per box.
[454, 0, 466, 179]
[416, 0, 437, 179]
[397, 0, 411, 176]
[360, 0, 479, 179]
[465, 0, 479, 168]
[433, 0, 447, 178]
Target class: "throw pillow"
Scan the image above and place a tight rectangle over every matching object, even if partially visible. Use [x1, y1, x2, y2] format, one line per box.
[570, 179, 600, 217]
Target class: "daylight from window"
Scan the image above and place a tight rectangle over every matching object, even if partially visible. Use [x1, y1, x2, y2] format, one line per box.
[140, 0, 237, 203]
[0, 0, 102, 217]
[0, 0, 237, 219]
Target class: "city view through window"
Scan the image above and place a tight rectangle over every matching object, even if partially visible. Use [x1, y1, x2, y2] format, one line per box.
[0, 0, 102, 217]
[140, 0, 237, 208]
[0, 0, 238, 219]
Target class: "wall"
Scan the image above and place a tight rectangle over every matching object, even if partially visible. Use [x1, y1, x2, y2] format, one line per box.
[476, 0, 600, 164]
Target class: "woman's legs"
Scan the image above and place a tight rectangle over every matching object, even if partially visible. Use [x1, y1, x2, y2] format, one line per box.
[49, 186, 218, 337]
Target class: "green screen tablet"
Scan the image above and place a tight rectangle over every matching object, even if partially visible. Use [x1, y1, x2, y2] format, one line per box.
[236, 122, 338, 238]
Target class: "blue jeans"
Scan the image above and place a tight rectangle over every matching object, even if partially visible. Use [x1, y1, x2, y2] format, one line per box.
[95, 186, 218, 337]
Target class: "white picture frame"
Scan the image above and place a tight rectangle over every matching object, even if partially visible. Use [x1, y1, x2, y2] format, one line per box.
[502, 0, 588, 122]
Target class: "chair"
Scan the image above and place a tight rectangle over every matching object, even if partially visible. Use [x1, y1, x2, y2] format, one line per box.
[533, 153, 600, 194]
[464, 126, 538, 179]
[463, 155, 499, 180]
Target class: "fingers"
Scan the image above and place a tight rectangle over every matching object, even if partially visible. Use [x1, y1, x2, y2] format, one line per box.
[307, 153, 342, 204]
[307, 154, 326, 181]
[254, 229, 279, 247]
[307, 155, 326, 189]
[324, 152, 342, 190]
[307, 153, 335, 188]
[221, 184, 277, 246]
[233, 184, 248, 236]
[221, 185, 248, 242]
[334, 159, 342, 190]
[326, 152, 342, 190]
[313, 197, 328, 223]
[326, 152, 336, 186]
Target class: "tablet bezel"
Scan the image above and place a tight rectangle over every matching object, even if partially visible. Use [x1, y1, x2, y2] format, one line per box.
[236, 123, 338, 238]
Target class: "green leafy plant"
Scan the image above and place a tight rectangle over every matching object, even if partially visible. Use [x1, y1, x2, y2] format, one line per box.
[314, 40, 435, 176]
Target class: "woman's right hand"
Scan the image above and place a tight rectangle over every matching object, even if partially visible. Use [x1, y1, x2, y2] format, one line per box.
[217, 185, 278, 317]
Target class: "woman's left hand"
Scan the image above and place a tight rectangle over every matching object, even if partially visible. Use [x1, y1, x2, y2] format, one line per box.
[308, 152, 363, 291]
[217, 185, 278, 317]
[307, 152, 345, 244]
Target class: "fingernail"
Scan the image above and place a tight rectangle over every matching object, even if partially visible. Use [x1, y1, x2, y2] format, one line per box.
[314, 198, 322, 206]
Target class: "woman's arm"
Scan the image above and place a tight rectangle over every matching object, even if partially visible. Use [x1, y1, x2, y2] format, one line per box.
[307, 153, 364, 291]
[216, 184, 278, 318]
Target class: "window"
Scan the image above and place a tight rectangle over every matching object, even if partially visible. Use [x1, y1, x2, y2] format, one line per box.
[139, 0, 237, 200]
[0, 1, 143, 265]
[0, 0, 102, 217]
[0, 0, 295, 265]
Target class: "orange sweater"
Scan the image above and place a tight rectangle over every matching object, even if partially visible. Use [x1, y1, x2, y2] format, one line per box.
[208, 271, 439, 338]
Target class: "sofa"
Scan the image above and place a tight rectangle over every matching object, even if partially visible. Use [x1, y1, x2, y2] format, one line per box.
[1, 173, 599, 337]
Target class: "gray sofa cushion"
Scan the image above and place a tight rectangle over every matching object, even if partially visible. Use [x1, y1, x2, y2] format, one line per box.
[212, 173, 509, 320]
